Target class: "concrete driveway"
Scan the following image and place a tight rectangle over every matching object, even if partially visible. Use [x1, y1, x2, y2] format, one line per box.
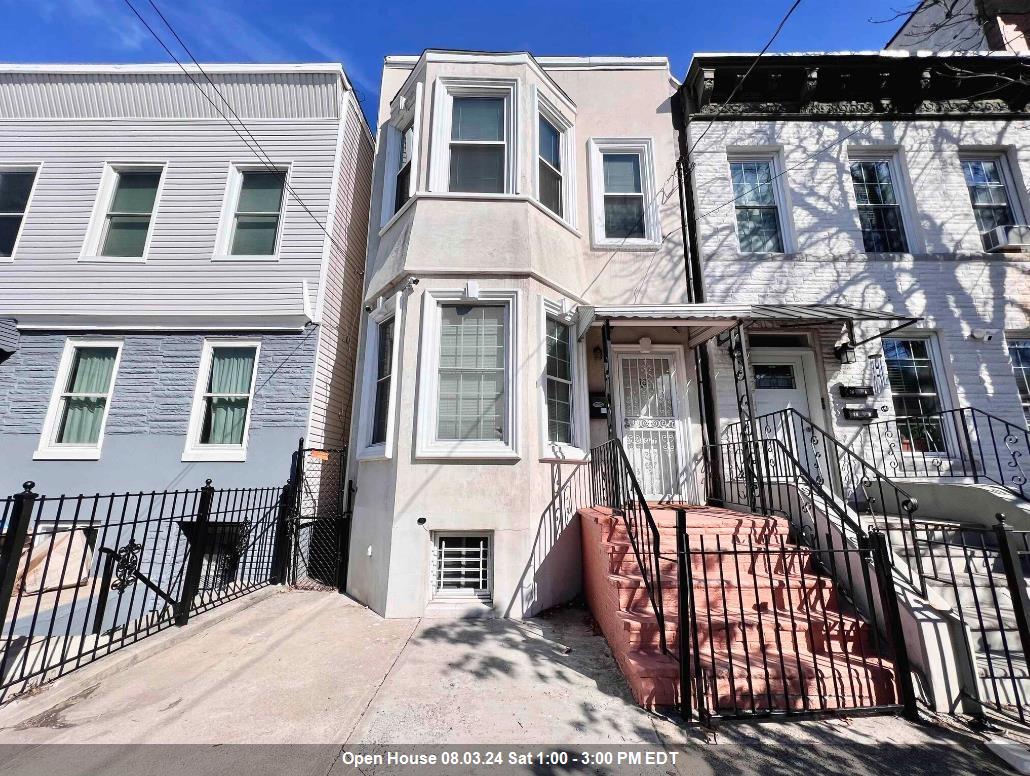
[0, 588, 1012, 775]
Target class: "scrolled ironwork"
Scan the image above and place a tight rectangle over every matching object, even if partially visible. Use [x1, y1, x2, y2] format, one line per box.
[111, 540, 143, 592]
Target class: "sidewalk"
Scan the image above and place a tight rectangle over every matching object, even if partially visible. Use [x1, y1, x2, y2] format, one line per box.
[0, 589, 1011, 774]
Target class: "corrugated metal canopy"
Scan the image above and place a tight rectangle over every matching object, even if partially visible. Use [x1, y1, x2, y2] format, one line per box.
[576, 302, 919, 345]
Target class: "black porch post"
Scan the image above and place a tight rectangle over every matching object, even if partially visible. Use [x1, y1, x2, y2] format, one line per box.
[729, 322, 768, 515]
[602, 318, 616, 442]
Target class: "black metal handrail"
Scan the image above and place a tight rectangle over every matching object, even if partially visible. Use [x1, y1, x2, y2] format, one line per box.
[859, 406, 1030, 501]
[724, 408, 924, 592]
[590, 439, 667, 654]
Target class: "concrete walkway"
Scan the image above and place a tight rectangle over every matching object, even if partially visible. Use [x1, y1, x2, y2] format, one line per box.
[0, 589, 1013, 775]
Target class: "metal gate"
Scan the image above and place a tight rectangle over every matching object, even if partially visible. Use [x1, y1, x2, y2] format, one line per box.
[288, 444, 350, 591]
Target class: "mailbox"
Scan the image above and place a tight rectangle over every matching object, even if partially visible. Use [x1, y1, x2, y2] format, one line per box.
[589, 392, 609, 419]
[839, 385, 875, 398]
[843, 406, 878, 422]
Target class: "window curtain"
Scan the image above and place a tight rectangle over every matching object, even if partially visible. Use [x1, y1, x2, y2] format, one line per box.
[202, 348, 256, 445]
[57, 347, 117, 444]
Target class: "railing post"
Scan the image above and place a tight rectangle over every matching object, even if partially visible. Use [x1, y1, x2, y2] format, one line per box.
[994, 513, 1030, 676]
[175, 479, 214, 627]
[676, 508, 690, 721]
[868, 530, 919, 720]
[0, 482, 37, 633]
[271, 480, 295, 585]
[958, 408, 979, 482]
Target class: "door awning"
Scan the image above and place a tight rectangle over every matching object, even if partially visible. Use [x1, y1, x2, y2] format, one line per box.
[575, 302, 919, 347]
[0, 318, 18, 355]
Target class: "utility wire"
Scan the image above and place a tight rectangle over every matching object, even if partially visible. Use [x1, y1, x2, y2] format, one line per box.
[122, 0, 343, 253]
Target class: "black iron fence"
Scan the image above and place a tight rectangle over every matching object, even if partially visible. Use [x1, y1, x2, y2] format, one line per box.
[909, 515, 1030, 723]
[859, 406, 1030, 501]
[0, 479, 288, 704]
[671, 508, 910, 722]
[288, 445, 349, 591]
[590, 438, 667, 654]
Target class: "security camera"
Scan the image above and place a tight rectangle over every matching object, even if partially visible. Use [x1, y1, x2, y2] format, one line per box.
[971, 328, 997, 342]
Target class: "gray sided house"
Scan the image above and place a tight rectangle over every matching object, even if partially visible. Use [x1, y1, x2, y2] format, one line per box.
[0, 64, 373, 496]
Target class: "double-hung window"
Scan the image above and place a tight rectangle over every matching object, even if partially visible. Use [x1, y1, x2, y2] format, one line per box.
[545, 317, 574, 445]
[729, 159, 784, 253]
[36, 340, 122, 460]
[215, 167, 287, 259]
[81, 165, 163, 261]
[1008, 338, 1030, 428]
[961, 157, 1020, 249]
[883, 338, 945, 452]
[589, 138, 659, 247]
[0, 168, 38, 259]
[538, 116, 563, 217]
[358, 294, 401, 459]
[850, 159, 908, 253]
[417, 290, 518, 459]
[395, 123, 414, 214]
[184, 341, 260, 461]
[449, 97, 506, 194]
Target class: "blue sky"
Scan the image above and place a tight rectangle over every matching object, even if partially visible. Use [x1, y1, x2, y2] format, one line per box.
[1, 0, 915, 125]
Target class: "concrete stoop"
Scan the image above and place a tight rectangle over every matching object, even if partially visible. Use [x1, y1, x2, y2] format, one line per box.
[580, 505, 899, 713]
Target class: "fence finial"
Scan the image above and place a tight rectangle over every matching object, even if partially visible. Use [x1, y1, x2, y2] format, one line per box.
[997, 512, 1008, 526]
[21, 481, 35, 494]
[204, 479, 213, 488]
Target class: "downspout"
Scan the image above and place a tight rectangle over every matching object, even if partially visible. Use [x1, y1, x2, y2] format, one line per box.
[673, 91, 721, 503]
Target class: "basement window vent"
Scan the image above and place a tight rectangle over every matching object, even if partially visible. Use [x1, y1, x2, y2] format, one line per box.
[431, 534, 492, 604]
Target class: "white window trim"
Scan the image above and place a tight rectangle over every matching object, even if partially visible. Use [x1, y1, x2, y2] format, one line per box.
[380, 82, 424, 229]
[429, 531, 493, 603]
[880, 331, 954, 457]
[212, 163, 291, 262]
[588, 137, 661, 250]
[428, 77, 520, 196]
[357, 292, 403, 461]
[79, 162, 167, 264]
[0, 162, 42, 263]
[538, 297, 589, 462]
[726, 151, 794, 254]
[416, 288, 520, 460]
[958, 149, 1028, 244]
[532, 86, 577, 228]
[182, 339, 261, 462]
[847, 147, 921, 255]
[35, 338, 123, 461]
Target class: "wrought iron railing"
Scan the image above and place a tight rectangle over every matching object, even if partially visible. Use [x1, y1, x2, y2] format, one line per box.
[723, 408, 925, 591]
[858, 406, 1030, 501]
[590, 438, 667, 654]
[0, 479, 289, 704]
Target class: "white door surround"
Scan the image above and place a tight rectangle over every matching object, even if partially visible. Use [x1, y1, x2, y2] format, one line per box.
[749, 347, 825, 426]
[612, 344, 693, 501]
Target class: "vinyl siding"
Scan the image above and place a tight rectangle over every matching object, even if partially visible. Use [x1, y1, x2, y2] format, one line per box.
[0, 119, 339, 318]
[306, 98, 374, 448]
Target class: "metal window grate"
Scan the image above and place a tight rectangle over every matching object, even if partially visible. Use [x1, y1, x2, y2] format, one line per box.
[431, 534, 491, 602]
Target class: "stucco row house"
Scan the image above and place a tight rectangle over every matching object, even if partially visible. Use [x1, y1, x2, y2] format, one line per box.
[342, 42, 1030, 721]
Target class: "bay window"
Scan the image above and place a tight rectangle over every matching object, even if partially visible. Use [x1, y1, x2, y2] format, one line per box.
[545, 317, 574, 445]
[358, 293, 402, 459]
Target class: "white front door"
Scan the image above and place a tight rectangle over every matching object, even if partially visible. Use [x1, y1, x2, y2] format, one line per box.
[614, 348, 690, 501]
[749, 349, 824, 474]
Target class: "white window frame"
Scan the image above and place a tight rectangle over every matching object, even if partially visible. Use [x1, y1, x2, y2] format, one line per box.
[726, 152, 793, 254]
[380, 82, 424, 230]
[847, 148, 919, 255]
[958, 150, 1028, 248]
[539, 298, 589, 461]
[881, 332, 953, 455]
[428, 78, 519, 196]
[429, 531, 493, 603]
[79, 162, 166, 263]
[357, 292, 403, 460]
[416, 287, 520, 460]
[588, 137, 661, 250]
[1006, 333, 1030, 429]
[212, 163, 291, 261]
[35, 338, 123, 461]
[0, 163, 42, 263]
[532, 87, 577, 228]
[182, 339, 261, 462]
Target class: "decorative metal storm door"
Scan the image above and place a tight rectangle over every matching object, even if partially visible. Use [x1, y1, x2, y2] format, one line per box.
[616, 353, 682, 499]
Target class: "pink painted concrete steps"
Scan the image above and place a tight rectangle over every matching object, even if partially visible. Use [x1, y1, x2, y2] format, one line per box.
[579, 505, 899, 713]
